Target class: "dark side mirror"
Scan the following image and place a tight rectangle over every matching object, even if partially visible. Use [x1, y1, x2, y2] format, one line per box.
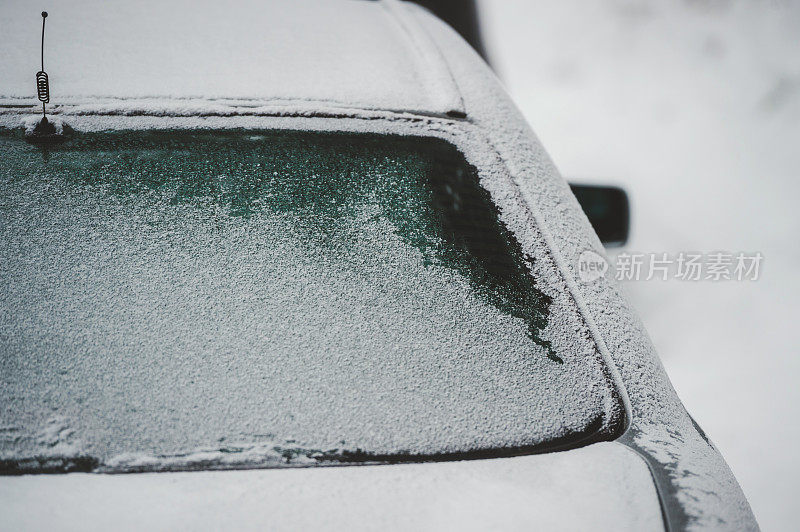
[569, 184, 630, 247]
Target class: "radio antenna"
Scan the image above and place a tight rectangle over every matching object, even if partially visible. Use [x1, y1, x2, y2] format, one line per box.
[36, 11, 50, 119]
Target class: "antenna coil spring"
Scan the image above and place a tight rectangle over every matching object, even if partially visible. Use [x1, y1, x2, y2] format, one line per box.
[36, 71, 50, 103]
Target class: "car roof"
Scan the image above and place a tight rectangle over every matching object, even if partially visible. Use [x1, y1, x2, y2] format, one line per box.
[0, 0, 463, 116]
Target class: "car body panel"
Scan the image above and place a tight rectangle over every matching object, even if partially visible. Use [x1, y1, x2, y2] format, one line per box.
[0, 442, 662, 532]
[0, 0, 462, 116]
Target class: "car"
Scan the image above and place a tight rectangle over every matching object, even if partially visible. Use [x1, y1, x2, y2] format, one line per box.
[0, 0, 757, 530]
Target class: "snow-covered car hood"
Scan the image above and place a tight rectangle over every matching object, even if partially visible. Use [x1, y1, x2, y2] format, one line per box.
[0, 442, 663, 531]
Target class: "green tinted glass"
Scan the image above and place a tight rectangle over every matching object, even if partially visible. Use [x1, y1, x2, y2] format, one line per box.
[0, 130, 621, 473]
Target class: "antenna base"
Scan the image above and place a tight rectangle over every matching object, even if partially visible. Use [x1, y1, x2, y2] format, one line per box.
[32, 117, 56, 135]
[24, 115, 73, 145]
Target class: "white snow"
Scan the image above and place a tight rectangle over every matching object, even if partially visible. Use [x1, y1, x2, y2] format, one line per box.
[0, 0, 773, 526]
[0, 0, 462, 115]
[21, 114, 68, 135]
[0, 441, 662, 531]
[482, 1, 800, 529]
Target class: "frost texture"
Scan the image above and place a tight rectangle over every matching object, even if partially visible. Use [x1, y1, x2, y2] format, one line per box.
[0, 0, 757, 526]
[21, 115, 68, 136]
[0, 130, 620, 472]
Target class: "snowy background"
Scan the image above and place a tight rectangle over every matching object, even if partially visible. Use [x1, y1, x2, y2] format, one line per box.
[480, 1, 799, 529]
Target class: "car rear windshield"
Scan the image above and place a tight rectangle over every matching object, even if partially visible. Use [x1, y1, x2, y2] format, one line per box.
[0, 129, 622, 474]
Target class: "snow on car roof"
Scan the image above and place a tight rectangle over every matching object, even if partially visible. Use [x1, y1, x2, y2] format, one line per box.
[0, 0, 463, 116]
